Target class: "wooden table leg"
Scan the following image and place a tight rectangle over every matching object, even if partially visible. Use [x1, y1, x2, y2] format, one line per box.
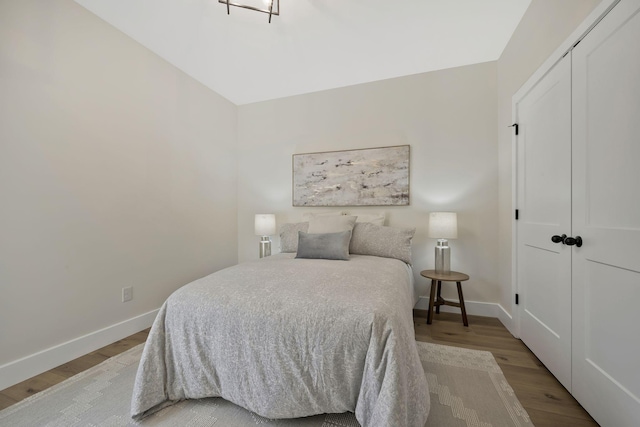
[457, 281, 468, 326]
[427, 279, 437, 324]
[435, 280, 442, 314]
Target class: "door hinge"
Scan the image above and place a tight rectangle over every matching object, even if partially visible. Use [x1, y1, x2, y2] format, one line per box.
[515, 209, 519, 220]
[515, 294, 519, 305]
[509, 123, 519, 135]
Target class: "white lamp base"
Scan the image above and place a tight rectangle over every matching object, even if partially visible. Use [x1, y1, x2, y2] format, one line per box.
[259, 236, 272, 258]
[434, 239, 450, 274]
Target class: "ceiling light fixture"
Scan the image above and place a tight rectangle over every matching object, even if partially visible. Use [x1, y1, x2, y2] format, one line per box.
[219, 0, 279, 23]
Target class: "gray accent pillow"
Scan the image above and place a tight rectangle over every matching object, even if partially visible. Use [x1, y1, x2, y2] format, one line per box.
[295, 231, 352, 261]
[279, 222, 309, 253]
[349, 222, 415, 264]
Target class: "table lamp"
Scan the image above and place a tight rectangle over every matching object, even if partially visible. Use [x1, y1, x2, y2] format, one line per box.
[255, 214, 276, 258]
[428, 212, 458, 274]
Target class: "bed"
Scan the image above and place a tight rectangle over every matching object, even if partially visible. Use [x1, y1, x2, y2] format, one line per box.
[131, 220, 429, 427]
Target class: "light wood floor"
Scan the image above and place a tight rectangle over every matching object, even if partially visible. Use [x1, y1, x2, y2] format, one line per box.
[414, 310, 598, 427]
[0, 313, 598, 426]
[0, 329, 150, 411]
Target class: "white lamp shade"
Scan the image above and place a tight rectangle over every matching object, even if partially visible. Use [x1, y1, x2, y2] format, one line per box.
[255, 214, 276, 236]
[428, 212, 458, 239]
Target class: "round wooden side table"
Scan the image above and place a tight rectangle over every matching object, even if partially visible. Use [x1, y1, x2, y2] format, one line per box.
[420, 270, 470, 326]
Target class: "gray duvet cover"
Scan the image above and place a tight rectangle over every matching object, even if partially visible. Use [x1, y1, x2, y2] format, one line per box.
[131, 253, 429, 426]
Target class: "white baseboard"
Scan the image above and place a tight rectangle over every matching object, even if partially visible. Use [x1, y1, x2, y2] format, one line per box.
[0, 309, 158, 391]
[416, 297, 515, 336]
[497, 306, 516, 337]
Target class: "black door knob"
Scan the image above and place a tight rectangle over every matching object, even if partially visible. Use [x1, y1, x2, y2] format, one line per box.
[551, 234, 567, 244]
[564, 236, 583, 247]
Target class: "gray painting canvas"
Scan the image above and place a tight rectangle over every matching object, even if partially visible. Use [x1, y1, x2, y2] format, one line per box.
[293, 145, 409, 206]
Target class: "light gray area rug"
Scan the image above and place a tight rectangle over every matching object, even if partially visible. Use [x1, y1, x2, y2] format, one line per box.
[0, 342, 533, 427]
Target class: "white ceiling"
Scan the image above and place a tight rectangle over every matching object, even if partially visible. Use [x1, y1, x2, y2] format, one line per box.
[75, 0, 531, 105]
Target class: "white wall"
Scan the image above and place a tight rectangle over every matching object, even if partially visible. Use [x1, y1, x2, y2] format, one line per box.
[0, 0, 605, 390]
[237, 62, 499, 308]
[0, 0, 238, 386]
[496, 0, 601, 321]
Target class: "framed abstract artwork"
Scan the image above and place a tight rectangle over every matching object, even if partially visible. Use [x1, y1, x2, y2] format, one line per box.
[292, 145, 410, 207]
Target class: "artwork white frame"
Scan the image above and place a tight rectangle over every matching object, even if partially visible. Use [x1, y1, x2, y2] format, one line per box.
[292, 145, 410, 207]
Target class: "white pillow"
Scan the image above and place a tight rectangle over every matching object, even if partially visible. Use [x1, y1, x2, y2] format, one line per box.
[307, 215, 357, 234]
[301, 211, 344, 220]
[352, 212, 386, 226]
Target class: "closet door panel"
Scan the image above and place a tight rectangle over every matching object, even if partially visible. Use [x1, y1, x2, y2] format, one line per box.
[516, 54, 572, 391]
[572, 0, 640, 425]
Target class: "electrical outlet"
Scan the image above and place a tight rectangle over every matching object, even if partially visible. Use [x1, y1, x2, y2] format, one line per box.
[122, 286, 133, 302]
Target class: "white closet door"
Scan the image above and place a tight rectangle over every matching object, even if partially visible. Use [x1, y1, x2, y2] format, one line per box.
[516, 54, 572, 390]
[572, 0, 640, 425]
